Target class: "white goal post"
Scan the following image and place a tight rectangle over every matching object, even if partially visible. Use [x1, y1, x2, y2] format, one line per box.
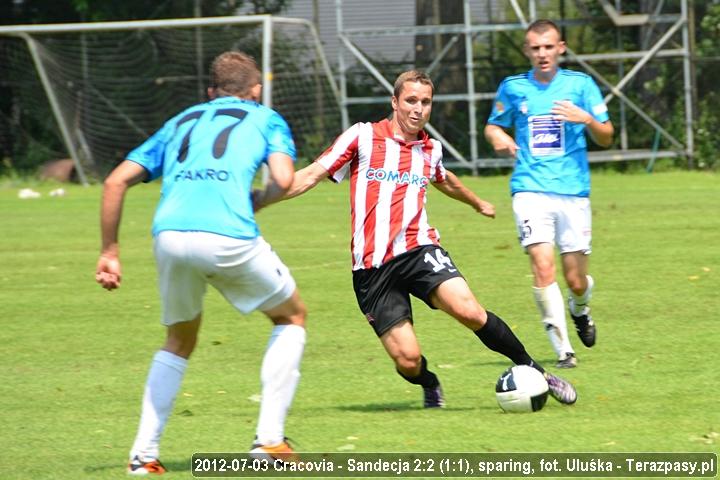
[0, 15, 341, 185]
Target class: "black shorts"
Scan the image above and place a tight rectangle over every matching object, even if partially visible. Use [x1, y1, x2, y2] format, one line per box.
[352, 245, 464, 337]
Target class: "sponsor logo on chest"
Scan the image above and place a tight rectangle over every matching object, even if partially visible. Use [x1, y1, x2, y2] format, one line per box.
[528, 114, 564, 156]
[365, 168, 429, 188]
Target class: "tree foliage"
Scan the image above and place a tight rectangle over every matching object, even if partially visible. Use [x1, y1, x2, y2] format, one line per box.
[0, 0, 291, 176]
[693, 3, 720, 168]
[3, 0, 290, 24]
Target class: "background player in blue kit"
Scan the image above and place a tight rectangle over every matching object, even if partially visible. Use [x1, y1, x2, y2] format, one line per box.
[484, 20, 614, 368]
[96, 51, 306, 474]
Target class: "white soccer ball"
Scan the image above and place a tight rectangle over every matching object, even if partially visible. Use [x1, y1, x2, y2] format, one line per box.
[495, 365, 549, 413]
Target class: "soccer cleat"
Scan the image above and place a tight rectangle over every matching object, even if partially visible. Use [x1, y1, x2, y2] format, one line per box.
[127, 456, 167, 475]
[555, 352, 577, 369]
[423, 383, 446, 408]
[544, 373, 577, 405]
[570, 306, 596, 347]
[250, 439, 298, 463]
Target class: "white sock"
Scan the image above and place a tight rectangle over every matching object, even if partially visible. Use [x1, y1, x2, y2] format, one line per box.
[129, 350, 187, 460]
[569, 275, 594, 315]
[255, 324, 306, 446]
[533, 282, 574, 358]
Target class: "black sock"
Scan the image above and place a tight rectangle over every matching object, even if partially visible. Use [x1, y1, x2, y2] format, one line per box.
[397, 355, 440, 388]
[474, 311, 545, 374]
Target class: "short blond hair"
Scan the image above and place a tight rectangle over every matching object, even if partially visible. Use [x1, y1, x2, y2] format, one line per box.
[209, 51, 261, 97]
[525, 20, 562, 39]
[393, 70, 434, 98]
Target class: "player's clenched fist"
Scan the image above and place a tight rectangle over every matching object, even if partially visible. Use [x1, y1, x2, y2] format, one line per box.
[96, 254, 122, 290]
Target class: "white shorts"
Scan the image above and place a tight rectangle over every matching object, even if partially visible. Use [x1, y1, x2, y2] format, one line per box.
[153, 231, 296, 326]
[512, 192, 592, 254]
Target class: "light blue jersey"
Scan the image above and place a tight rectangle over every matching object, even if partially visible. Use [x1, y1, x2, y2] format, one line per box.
[127, 96, 296, 239]
[488, 68, 609, 197]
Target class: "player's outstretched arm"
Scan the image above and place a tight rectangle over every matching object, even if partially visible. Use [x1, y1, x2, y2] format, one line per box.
[432, 171, 496, 218]
[254, 161, 328, 211]
[484, 124, 519, 158]
[97, 160, 147, 291]
[284, 162, 328, 200]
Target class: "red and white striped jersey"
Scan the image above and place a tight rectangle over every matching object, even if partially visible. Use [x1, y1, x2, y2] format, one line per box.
[316, 119, 447, 270]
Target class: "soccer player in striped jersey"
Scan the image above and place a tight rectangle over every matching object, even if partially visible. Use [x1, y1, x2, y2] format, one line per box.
[258, 70, 577, 409]
[484, 20, 614, 368]
[97, 52, 306, 474]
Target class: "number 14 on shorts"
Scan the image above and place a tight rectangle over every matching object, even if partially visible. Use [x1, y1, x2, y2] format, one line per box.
[424, 249, 457, 273]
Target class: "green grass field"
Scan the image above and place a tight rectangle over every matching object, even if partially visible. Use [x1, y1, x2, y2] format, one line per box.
[0, 170, 718, 479]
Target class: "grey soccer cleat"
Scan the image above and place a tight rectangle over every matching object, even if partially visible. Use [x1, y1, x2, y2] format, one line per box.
[555, 352, 577, 369]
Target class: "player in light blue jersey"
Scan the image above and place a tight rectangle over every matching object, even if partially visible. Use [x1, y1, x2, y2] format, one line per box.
[96, 51, 306, 474]
[485, 20, 614, 368]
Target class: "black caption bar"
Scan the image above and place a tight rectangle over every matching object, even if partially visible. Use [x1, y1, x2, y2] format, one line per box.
[191, 452, 717, 478]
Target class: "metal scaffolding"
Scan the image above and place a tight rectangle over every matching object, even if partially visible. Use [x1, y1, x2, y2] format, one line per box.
[335, 0, 693, 172]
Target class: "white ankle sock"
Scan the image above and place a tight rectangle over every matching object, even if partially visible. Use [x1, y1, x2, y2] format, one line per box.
[533, 282, 574, 357]
[129, 350, 187, 460]
[569, 275, 594, 315]
[255, 324, 306, 446]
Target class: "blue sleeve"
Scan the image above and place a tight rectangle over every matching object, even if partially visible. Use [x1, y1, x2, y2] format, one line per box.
[126, 121, 175, 182]
[487, 79, 515, 128]
[265, 111, 297, 162]
[583, 76, 610, 123]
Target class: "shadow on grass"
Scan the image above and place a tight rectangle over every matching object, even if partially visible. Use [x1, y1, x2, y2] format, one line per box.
[333, 401, 419, 412]
[334, 402, 476, 412]
[84, 458, 190, 474]
[469, 358, 569, 371]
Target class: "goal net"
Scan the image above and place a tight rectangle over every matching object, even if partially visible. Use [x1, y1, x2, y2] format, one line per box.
[0, 16, 341, 183]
